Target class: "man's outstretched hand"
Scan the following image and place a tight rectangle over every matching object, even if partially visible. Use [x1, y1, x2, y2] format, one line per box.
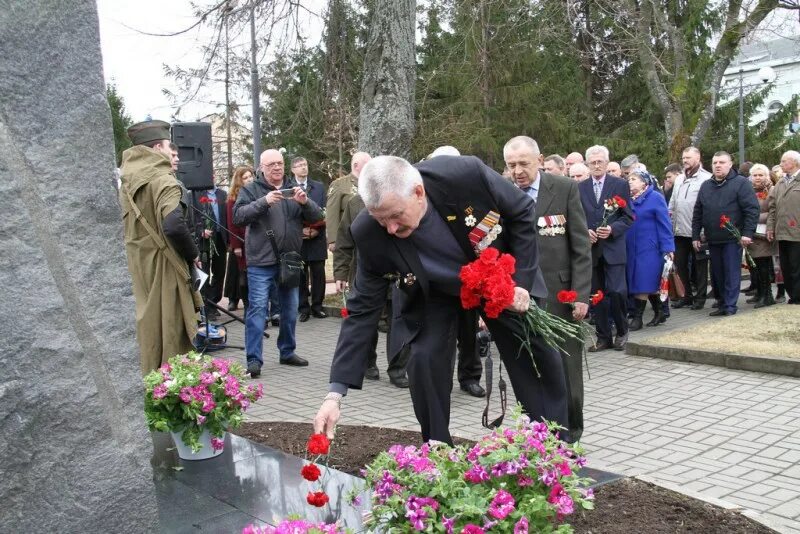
[313, 396, 341, 439]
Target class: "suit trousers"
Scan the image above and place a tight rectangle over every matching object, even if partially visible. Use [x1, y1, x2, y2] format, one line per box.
[544, 300, 584, 443]
[674, 236, 708, 303]
[202, 232, 227, 304]
[299, 260, 326, 313]
[778, 241, 800, 303]
[456, 308, 483, 386]
[592, 259, 628, 343]
[709, 242, 742, 313]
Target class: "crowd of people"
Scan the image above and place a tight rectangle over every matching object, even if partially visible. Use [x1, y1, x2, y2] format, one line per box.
[118, 118, 800, 445]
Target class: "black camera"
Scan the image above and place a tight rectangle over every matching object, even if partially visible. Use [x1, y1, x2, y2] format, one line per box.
[476, 330, 492, 358]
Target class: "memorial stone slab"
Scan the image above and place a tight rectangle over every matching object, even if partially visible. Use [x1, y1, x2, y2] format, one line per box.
[0, 1, 159, 531]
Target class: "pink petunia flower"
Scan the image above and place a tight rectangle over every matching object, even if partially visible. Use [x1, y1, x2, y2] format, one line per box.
[152, 384, 168, 399]
[210, 437, 224, 451]
[460, 525, 485, 534]
[488, 489, 515, 520]
[196, 415, 206, 425]
[199, 371, 215, 385]
[179, 387, 193, 403]
[513, 517, 529, 534]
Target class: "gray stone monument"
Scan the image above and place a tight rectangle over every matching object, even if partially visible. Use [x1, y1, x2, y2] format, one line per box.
[0, 1, 159, 531]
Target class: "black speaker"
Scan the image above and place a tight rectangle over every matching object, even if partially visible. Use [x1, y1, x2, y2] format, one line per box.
[172, 122, 214, 191]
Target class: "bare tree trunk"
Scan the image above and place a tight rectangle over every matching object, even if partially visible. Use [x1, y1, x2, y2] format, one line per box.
[358, 0, 416, 158]
[225, 15, 233, 182]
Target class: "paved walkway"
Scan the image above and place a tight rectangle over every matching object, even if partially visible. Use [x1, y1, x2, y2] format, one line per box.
[213, 294, 800, 533]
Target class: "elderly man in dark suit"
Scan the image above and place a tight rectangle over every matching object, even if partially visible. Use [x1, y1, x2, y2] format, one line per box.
[504, 136, 592, 442]
[291, 157, 329, 322]
[313, 155, 568, 444]
[579, 145, 634, 352]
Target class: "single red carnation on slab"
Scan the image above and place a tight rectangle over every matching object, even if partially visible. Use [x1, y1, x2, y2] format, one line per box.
[307, 491, 329, 507]
[307, 433, 330, 455]
[301, 463, 321, 482]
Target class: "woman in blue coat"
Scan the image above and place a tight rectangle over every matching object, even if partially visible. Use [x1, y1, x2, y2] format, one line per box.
[626, 171, 675, 330]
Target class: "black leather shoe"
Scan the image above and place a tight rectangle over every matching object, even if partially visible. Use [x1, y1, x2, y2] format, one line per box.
[365, 366, 380, 380]
[460, 383, 486, 398]
[613, 332, 628, 351]
[247, 361, 262, 378]
[690, 301, 706, 310]
[390, 376, 409, 388]
[280, 354, 309, 366]
[708, 309, 730, 317]
[711, 301, 720, 309]
[299, 312, 310, 322]
[227, 301, 238, 311]
[671, 299, 691, 309]
[588, 341, 613, 352]
[270, 315, 280, 327]
[311, 309, 328, 319]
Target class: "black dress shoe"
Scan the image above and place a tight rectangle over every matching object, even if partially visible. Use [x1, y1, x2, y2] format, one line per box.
[365, 366, 380, 380]
[708, 309, 729, 317]
[280, 354, 309, 366]
[299, 312, 310, 322]
[311, 309, 328, 319]
[227, 301, 238, 311]
[671, 299, 691, 309]
[270, 315, 280, 327]
[247, 360, 262, 378]
[613, 332, 628, 351]
[460, 383, 486, 397]
[390, 375, 409, 388]
[690, 301, 705, 310]
[711, 301, 720, 309]
[588, 340, 613, 352]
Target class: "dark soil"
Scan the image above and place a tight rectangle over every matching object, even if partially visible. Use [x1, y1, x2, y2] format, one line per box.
[233, 422, 775, 534]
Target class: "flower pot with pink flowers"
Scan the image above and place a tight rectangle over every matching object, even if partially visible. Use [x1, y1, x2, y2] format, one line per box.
[144, 351, 263, 460]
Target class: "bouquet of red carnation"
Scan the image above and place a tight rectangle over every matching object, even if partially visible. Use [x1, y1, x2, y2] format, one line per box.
[598, 195, 627, 229]
[719, 214, 755, 268]
[302, 433, 332, 508]
[460, 248, 585, 371]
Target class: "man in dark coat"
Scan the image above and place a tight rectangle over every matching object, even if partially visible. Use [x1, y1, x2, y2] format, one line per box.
[578, 145, 634, 352]
[313, 155, 567, 445]
[504, 136, 592, 442]
[692, 151, 759, 316]
[192, 184, 228, 318]
[291, 157, 328, 322]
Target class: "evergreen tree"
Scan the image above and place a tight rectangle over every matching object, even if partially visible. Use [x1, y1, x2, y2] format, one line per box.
[107, 82, 132, 167]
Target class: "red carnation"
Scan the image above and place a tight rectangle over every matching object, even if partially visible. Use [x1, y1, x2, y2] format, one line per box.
[199, 196, 213, 204]
[307, 433, 330, 455]
[719, 214, 731, 228]
[300, 463, 321, 482]
[306, 491, 329, 507]
[340, 308, 349, 318]
[590, 290, 604, 306]
[557, 290, 578, 304]
[613, 195, 627, 209]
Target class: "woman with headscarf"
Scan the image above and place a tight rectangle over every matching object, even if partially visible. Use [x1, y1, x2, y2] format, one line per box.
[746, 164, 777, 307]
[625, 170, 675, 330]
[224, 166, 255, 311]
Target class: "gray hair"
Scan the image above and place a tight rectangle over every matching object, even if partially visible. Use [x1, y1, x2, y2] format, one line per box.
[585, 145, 609, 162]
[358, 156, 423, 209]
[750, 163, 770, 176]
[783, 150, 800, 166]
[430, 145, 460, 157]
[620, 154, 639, 169]
[503, 136, 540, 158]
[569, 162, 590, 176]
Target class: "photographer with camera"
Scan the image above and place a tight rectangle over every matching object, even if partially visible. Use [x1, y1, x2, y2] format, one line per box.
[233, 149, 323, 378]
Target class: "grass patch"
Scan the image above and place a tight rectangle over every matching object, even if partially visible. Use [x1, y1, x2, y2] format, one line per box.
[644, 305, 800, 359]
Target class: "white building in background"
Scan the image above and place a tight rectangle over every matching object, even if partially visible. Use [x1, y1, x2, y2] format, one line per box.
[722, 37, 800, 132]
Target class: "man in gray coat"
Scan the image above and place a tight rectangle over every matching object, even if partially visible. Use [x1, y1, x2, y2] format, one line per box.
[504, 136, 592, 442]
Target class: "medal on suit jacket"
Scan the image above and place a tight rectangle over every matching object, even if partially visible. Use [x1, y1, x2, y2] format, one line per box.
[537, 214, 566, 236]
[468, 210, 502, 253]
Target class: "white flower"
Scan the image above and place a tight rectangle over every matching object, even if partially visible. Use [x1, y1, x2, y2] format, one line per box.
[164, 380, 176, 388]
[278, 147, 287, 154]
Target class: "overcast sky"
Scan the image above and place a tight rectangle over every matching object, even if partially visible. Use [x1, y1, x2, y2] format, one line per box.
[96, 0, 325, 123]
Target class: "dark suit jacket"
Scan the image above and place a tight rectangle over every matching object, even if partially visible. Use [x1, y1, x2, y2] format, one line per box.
[578, 174, 634, 265]
[192, 188, 228, 247]
[298, 178, 328, 262]
[330, 155, 547, 389]
[534, 173, 592, 314]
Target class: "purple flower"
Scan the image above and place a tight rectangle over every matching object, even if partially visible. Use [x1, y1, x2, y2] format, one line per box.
[196, 415, 206, 425]
[488, 489, 515, 520]
[177, 387, 192, 403]
[464, 464, 490, 484]
[224, 375, 240, 397]
[575, 456, 587, 468]
[374, 470, 402, 503]
[460, 525, 485, 534]
[405, 495, 439, 531]
[580, 487, 595, 500]
[540, 469, 557, 486]
[152, 384, 168, 399]
[199, 371, 215, 385]
[513, 517, 529, 534]
[517, 474, 534, 487]
[212, 358, 230, 375]
[201, 399, 216, 413]
[211, 437, 225, 451]
[442, 516, 455, 534]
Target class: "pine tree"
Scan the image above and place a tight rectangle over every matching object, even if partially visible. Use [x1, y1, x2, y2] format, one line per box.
[107, 83, 132, 167]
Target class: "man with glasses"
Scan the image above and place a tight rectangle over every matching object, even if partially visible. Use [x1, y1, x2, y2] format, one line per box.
[233, 149, 324, 377]
[578, 145, 634, 351]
